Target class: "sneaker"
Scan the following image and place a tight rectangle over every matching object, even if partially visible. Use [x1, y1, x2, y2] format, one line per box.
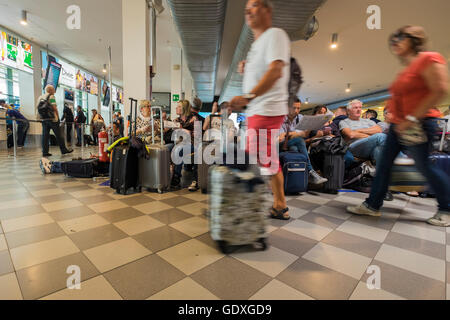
[171, 175, 181, 187]
[384, 191, 394, 201]
[427, 212, 450, 227]
[43, 153, 52, 157]
[309, 170, 328, 185]
[39, 158, 52, 174]
[394, 157, 415, 166]
[346, 203, 381, 217]
[188, 180, 199, 192]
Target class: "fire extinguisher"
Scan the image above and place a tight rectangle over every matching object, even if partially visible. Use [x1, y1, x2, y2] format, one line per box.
[98, 130, 109, 162]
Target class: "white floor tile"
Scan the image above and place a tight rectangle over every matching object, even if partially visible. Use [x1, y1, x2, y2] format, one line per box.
[281, 220, 333, 241]
[42, 199, 84, 212]
[134, 201, 173, 214]
[296, 195, 331, 205]
[41, 276, 122, 300]
[178, 202, 209, 216]
[10, 236, 79, 270]
[30, 188, 65, 198]
[157, 239, 224, 275]
[250, 279, 314, 300]
[87, 200, 128, 213]
[69, 189, 105, 199]
[58, 215, 109, 234]
[83, 238, 151, 273]
[337, 221, 389, 243]
[313, 206, 352, 220]
[349, 281, 405, 300]
[0, 273, 23, 300]
[391, 222, 446, 244]
[170, 217, 209, 238]
[375, 244, 446, 282]
[114, 216, 165, 236]
[303, 243, 372, 280]
[0, 234, 7, 251]
[1, 213, 54, 233]
[147, 277, 218, 300]
[1, 198, 39, 210]
[231, 246, 298, 277]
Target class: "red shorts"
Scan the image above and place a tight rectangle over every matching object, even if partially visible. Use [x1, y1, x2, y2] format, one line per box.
[246, 115, 285, 175]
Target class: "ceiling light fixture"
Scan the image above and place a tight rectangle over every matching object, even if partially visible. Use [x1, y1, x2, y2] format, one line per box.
[330, 33, 338, 49]
[346, 83, 351, 93]
[305, 98, 309, 104]
[20, 10, 28, 26]
[102, 64, 107, 73]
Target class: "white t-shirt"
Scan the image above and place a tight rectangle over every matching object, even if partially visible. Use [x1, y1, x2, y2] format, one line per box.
[242, 27, 290, 117]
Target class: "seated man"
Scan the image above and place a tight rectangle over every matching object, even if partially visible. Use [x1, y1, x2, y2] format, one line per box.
[340, 99, 386, 165]
[330, 106, 348, 137]
[279, 98, 327, 185]
[365, 109, 381, 124]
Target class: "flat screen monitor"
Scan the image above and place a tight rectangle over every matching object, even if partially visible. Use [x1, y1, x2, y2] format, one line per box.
[103, 86, 111, 106]
[44, 60, 62, 91]
[64, 89, 74, 102]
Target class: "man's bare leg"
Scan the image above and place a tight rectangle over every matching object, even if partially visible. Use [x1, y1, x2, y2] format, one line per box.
[270, 171, 289, 218]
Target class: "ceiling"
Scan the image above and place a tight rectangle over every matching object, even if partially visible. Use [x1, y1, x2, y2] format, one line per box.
[1, 0, 450, 104]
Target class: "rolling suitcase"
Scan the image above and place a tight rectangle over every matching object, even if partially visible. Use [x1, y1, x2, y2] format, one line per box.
[110, 98, 140, 195]
[61, 158, 98, 178]
[139, 106, 171, 193]
[280, 152, 308, 194]
[322, 154, 345, 194]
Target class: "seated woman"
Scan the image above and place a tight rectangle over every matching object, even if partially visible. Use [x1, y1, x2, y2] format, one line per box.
[171, 100, 199, 191]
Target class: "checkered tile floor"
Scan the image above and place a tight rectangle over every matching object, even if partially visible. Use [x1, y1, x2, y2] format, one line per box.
[0, 147, 449, 300]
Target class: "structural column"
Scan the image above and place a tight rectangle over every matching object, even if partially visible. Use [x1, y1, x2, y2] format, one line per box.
[122, 0, 150, 123]
[170, 46, 182, 120]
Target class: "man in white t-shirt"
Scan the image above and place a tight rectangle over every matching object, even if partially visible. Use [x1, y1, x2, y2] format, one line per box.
[230, 0, 291, 220]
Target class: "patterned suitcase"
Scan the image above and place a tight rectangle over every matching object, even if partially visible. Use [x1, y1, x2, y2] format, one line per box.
[139, 106, 170, 193]
[208, 164, 269, 254]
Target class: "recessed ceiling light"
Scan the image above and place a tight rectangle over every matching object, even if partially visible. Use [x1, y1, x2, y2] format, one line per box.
[330, 33, 338, 49]
[346, 83, 351, 93]
[102, 64, 107, 73]
[20, 10, 28, 26]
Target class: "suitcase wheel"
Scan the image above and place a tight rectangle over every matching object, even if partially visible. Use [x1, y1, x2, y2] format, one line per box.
[216, 240, 230, 254]
[253, 238, 268, 251]
[201, 188, 207, 194]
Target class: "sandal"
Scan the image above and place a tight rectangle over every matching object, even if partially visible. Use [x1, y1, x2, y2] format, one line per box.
[270, 207, 290, 220]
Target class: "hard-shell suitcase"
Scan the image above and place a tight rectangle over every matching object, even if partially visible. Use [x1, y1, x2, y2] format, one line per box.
[208, 156, 269, 254]
[110, 98, 140, 194]
[322, 154, 345, 194]
[280, 152, 308, 194]
[139, 106, 171, 193]
[61, 158, 98, 178]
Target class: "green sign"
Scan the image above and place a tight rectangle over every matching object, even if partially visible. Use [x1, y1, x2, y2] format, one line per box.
[172, 94, 180, 102]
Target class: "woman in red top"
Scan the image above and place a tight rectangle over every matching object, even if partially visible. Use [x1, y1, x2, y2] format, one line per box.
[348, 26, 450, 227]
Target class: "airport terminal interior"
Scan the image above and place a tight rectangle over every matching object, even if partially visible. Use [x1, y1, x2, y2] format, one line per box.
[0, 0, 450, 300]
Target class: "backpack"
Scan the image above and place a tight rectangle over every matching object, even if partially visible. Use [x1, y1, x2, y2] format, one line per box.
[37, 94, 54, 120]
[288, 57, 304, 108]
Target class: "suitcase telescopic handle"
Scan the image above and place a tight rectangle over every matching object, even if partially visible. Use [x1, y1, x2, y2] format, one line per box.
[128, 98, 138, 137]
[151, 106, 163, 145]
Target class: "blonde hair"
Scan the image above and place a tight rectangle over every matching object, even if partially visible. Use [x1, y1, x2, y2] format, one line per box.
[139, 100, 151, 110]
[178, 100, 192, 117]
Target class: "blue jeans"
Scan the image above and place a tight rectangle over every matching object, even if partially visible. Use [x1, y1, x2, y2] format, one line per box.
[173, 144, 198, 182]
[76, 127, 82, 145]
[282, 137, 313, 171]
[349, 133, 387, 164]
[365, 120, 450, 213]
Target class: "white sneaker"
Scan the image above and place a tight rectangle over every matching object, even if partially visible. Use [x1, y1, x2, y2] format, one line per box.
[39, 158, 52, 174]
[346, 203, 381, 217]
[394, 157, 415, 166]
[309, 170, 328, 185]
[188, 181, 199, 192]
[427, 212, 450, 227]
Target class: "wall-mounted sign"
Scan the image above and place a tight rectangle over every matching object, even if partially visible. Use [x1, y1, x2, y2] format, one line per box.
[172, 94, 180, 102]
[59, 61, 76, 88]
[0, 30, 33, 73]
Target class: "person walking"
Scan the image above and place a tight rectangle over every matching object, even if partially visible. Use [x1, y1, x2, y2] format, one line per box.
[75, 105, 86, 146]
[36, 85, 73, 157]
[347, 26, 450, 227]
[230, 0, 291, 220]
[61, 103, 74, 146]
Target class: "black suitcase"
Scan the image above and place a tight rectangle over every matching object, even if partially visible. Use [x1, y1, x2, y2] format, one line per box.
[61, 159, 98, 178]
[322, 154, 345, 194]
[109, 98, 140, 194]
